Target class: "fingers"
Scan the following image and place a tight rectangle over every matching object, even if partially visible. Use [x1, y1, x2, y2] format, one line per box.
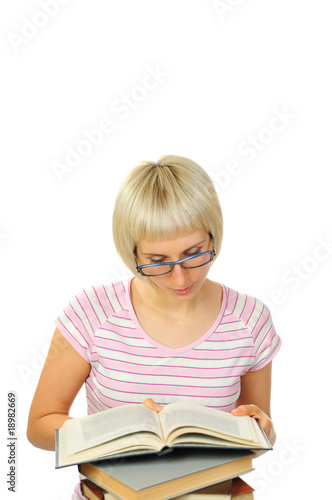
[231, 404, 261, 417]
[231, 404, 272, 440]
[141, 398, 163, 412]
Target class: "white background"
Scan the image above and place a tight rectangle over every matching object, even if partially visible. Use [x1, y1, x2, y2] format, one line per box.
[1, 1, 331, 498]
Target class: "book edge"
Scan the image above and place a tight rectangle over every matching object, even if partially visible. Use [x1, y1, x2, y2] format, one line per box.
[255, 420, 273, 450]
[79, 454, 253, 499]
[55, 429, 60, 468]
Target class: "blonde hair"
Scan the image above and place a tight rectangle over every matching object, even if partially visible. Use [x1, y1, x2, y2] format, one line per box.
[112, 155, 223, 280]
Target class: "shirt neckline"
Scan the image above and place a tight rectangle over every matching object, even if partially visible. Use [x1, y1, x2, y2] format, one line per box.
[125, 278, 227, 354]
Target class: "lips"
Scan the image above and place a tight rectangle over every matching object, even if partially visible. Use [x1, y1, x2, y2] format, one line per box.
[170, 283, 195, 295]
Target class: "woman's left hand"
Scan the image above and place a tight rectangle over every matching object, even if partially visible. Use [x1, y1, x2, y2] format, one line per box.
[231, 404, 273, 443]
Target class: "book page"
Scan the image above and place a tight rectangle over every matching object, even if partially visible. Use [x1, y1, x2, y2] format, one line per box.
[73, 432, 166, 463]
[158, 402, 256, 444]
[177, 479, 232, 499]
[168, 432, 246, 447]
[60, 403, 162, 458]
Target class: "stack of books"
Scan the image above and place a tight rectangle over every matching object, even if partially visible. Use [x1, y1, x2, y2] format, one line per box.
[80, 473, 255, 499]
[55, 402, 264, 499]
[77, 447, 254, 499]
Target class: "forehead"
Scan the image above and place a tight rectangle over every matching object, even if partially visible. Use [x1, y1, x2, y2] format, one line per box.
[137, 229, 208, 254]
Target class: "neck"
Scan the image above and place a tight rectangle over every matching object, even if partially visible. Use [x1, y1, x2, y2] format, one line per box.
[131, 277, 212, 319]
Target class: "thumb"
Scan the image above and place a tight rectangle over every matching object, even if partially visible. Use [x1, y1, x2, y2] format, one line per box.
[231, 405, 247, 415]
[141, 398, 163, 412]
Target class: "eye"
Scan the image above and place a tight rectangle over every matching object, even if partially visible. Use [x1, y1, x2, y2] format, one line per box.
[149, 258, 164, 264]
[185, 248, 200, 257]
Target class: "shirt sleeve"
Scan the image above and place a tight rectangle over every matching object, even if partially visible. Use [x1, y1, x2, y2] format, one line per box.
[54, 287, 96, 362]
[248, 302, 281, 372]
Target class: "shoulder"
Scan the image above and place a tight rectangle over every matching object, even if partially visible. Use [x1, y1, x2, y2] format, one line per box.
[219, 283, 281, 369]
[222, 284, 272, 330]
[55, 280, 133, 356]
[60, 280, 131, 323]
[81, 280, 130, 314]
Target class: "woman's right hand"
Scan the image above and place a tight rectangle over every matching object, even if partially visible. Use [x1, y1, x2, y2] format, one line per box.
[141, 398, 164, 412]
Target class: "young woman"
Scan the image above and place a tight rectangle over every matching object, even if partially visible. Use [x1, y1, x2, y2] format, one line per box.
[27, 155, 281, 499]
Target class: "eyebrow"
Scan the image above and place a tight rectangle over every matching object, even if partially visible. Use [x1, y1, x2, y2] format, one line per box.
[140, 239, 207, 257]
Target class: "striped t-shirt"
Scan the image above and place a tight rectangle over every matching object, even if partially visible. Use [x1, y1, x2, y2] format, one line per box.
[55, 279, 281, 414]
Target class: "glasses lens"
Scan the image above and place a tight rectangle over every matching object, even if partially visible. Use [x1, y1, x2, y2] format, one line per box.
[141, 264, 172, 276]
[182, 253, 212, 269]
[139, 252, 213, 276]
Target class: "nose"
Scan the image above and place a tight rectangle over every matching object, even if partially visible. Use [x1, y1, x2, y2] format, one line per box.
[169, 262, 188, 286]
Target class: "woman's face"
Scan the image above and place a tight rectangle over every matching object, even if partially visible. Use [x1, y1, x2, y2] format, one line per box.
[135, 230, 214, 299]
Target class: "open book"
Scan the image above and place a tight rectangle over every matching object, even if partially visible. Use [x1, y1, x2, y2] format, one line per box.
[55, 402, 271, 468]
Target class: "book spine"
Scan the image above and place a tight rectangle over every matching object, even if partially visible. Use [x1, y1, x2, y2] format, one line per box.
[255, 420, 273, 449]
[55, 429, 59, 468]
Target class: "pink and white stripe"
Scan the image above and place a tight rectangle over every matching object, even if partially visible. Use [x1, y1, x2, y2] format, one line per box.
[55, 279, 281, 415]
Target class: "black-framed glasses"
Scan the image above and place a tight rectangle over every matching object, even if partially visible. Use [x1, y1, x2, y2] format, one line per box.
[134, 234, 216, 277]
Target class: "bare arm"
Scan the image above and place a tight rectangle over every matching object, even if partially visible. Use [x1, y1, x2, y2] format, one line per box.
[232, 362, 276, 456]
[27, 328, 91, 451]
